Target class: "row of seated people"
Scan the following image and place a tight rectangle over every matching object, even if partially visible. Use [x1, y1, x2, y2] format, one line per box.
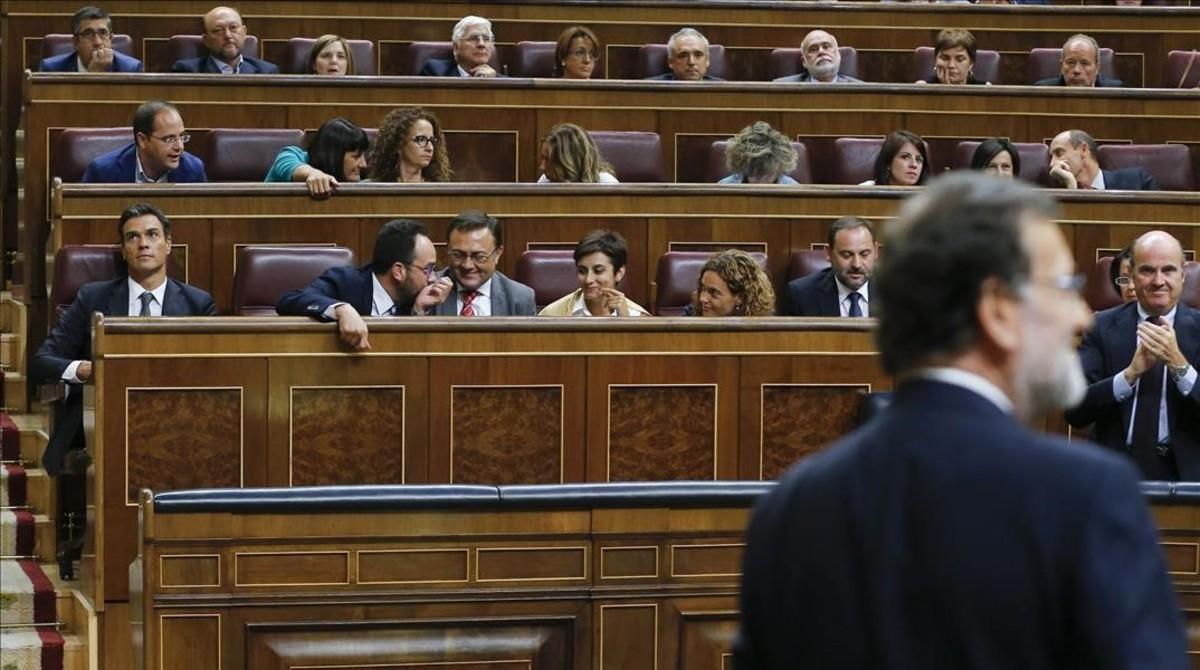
[36, 7, 1200, 87]
[57, 102, 1195, 191]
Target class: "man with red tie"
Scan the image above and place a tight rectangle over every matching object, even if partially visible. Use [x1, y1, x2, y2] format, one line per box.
[432, 210, 536, 317]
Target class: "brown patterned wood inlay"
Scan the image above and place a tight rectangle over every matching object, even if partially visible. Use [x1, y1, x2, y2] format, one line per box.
[451, 387, 561, 484]
[291, 387, 404, 486]
[608, 386, 715, 482]
[760, 386, 865, 480]
[127, 389, 241, 503]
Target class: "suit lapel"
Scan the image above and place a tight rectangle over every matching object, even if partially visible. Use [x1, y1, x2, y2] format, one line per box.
[490, 274, 507, 314]
[819, 271, 840, 317]
[108, 279, 130, 316]
[1113, 303, 1139, 433]
[161, 280, 186, 316]
[1167, 304, 1200, 430]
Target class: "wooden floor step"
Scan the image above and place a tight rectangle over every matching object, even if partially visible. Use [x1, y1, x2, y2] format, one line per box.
[33, 513, 53, 562]
[17, 425, 48, 466]
[4, 373, 30, 414]
[25, 468, 53, 517]
[0, 333, 19, 370]
[62, 631, 86, 670]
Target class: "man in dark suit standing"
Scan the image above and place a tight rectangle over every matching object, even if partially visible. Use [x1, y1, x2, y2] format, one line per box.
[1034, 34, 1123, 87]
[170, 6, 278, 74]
[1067, 231, 1200, 480]
[81, 100, 207, 183]
[276, 219, 454, 350]
[1049, 129, 1158, 191]
[644, 28, 725, 81]
[418, 15, 502, 78]
[780, 216, 876, 316]
[434, 210, 536, 317]
[32, 203, 216, 476]
[736, 173, 1187, 668]
[38, 6, 143, 73]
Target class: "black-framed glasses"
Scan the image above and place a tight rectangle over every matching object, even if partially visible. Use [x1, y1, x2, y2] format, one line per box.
[447, 249, 498, 265]
[144, 133, 191, 146]
[1115, 276, 1133, 287]
[75, 28, 112, 40]
[410, 135, 440, 148]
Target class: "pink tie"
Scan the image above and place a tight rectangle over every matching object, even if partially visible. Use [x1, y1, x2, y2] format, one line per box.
[460, 291, 478, 317]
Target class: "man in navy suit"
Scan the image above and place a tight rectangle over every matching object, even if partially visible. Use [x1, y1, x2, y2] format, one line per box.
[31, 203, 216, 476]
[170, 6, 278, 74]
[81, 100, 207, 183]
[1049, 129, 1158, 191]
[645, 28, 724, 81]
[418, 15, 502, 78]
[1034, 34, 1123, 87]
[780, 216, 876, 316]
[38, 6, 143, 73]
[276, 219, 455, 350]
[434, 211, 536, 316]
[736, 173, 1187, 668]
[1067, 231, 1200, 481]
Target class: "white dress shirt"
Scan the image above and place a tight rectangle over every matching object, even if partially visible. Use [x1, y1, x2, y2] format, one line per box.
[210, 54, 243, 74]
[1112, 304, 1197, 445]
[134, 151, 170, 183]
[455, 277, 493, 316]
[568, 290, 646, 317]
[1088, 169, 1107, 191]
[835, 278, 870, 318]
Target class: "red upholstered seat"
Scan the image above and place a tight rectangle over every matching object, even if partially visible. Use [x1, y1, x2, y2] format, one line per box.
[787, 250, 830, 281]
[911, 47, 1001, 84]
[589, 131, 666, 182]
[52, 128, 131, 182]
[636, 44, 729, 79]
[206, 129, 305, 181]
[232, 246, 355, 316]
[167, 34, 259, 65]
[49, 246, 123, 328]
[1026, 47, 1115, 84]
[510, 41, 557, 78]
[653, 250, 768, 316]
[1184, 261, 1200, 310]
[41, 33, 134, 58]
[1097, 144, 1197, 191]
[282, 37, 377, 75]
[515, 249, 633, 309]
[1084, 255, 1123, 313]
[952, 141, 1053, 186]
[768, 47, 858, 80]
[831, 137, 883, 185]
[1165, 50, 1200, 89]
[705, 140, 812, 183]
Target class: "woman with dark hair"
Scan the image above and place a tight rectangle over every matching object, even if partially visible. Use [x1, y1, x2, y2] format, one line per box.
[970, 138, 1021, 180]
[555, 26, 601, 79]
[537, 123, 618, 183]
[861, 130, 930, 186]
[1109, 245, 1137, 303]
[264, 117, 369, 198]
[308, 34, 354, 75]
[368, 107, 452, 183]
[689, 249, 776, 317]
[539, 230, 649, 316]
[916, 29, 986, 85]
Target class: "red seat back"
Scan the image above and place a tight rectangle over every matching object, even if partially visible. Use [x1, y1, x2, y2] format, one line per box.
[510, 41, 557, 78]
[41, 33, 134, 58]
[206, 129, 305, 181]
[832, 137, 883, 185]
[232, 246, 356, 316]
[787, 250, 830, 281]
[589, 131, 666, 182]
[1165, 50, 1200, 89]
[1026, 47, 1116, 84]
[636, 43, 729, 79]
[1084, 255, 1123, 312]
[705, 140, 812, 184]
[282, 37, 377, 75]
[653, 250, 768, 315]
[52, 127, 131, 182]
[768, 47, 858, 80]
[50, 245, 124, 328]
[1097, 144, 1196, 191]
[952, 141, 1053, 186]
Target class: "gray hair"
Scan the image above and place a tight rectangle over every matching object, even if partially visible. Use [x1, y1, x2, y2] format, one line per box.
[452, 15, 493, 44]
[725, 122, 798, 181]
[1064, 129, 1099, 159]
[1061, 34, 1100, 61]
[667, 27, 709, 58]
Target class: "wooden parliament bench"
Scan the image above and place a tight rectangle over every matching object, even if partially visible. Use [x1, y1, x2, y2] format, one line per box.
[131, 481, 1200, 669]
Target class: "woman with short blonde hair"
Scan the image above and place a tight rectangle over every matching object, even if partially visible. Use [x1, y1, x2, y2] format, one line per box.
[720, 121, 799, 184]
[537, 123, 618, 183]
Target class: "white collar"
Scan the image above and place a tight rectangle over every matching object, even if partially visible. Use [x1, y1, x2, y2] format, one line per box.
[370, 273, 395, 316]
[464, 276, 492, 298]
[210, 54, 243, 74]
[1137, 302, 1177, 325]
[76, 55, 90, 72]
[834, 276, 869, 305]
[1089, 168, 1106, 191]
[128, 276, 168, 311]
[456, 64, 472, 77]
[908, 367, 1014, 414]
[134, 150, 170, 183]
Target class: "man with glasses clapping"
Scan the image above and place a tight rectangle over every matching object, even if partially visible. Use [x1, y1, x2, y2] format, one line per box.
[81, 100, 207, 183]
[38, 6, 143, 73]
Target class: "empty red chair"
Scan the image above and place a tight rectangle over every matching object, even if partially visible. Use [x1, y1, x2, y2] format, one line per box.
[589, 131, 666, 182]
[232, 246, 356, 316]
[831, 137, 884, 185]
[41, 33, 134, 59]
[705, 140, 812, 183]
[952, 141, 1053, 187]
[911, 47, 1001, 84]
[515, 250, 577, 308]
[768, 47, 859, 81]
[52, 128, 130, 182]
[787, 250, 831, 281]
[653, 250, 768, 315]
[283, 37, 377, 75]
[510, 41, 557, 78]
[50, 246, 124, 328]
[1026, 47, 1116, 85]
[636, 43, 729, 79]
[167, 34, 260, 66]
[1165, 50, 1200, 89]
[206, 129, 305, 181]
[1097, 144, 1196, 191]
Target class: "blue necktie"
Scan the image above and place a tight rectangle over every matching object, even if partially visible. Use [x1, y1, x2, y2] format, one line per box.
[138, 292, 154, 317]
[847, 292, 863, 318]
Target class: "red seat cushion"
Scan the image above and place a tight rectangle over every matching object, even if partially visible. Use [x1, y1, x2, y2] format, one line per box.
[232, 246, 356, 316]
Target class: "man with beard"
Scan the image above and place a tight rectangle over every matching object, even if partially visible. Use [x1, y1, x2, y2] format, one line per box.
[275, 219, 454, 351]
[431, 210, 536, 316]
[1066, 230, 1200, 480]
[774, 29, 863, 83]
[735, 173, 1186, 668]
[779, 216, 876, 316]
[171, 6, 279, 74]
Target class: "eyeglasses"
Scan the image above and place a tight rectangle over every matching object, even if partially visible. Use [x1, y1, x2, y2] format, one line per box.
[1029, 273, 1087, 295]
[144, 133, 191, 146]
[75, 28, 112, 40]
[447, 249, 498, 265]
[1115, 276, 1133, 287]
[410, 135, 440, 148]
[406, 262, 439, 280]
[567, 48, 598, 60]
[463, 34, 494, 45]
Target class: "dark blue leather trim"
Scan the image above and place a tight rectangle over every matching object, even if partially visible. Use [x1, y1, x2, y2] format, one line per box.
[1141, 481, 1200, 502]
[498, 481, 775, 508]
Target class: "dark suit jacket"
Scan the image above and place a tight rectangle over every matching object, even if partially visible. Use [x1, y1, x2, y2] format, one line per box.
[432, 271, 536, 316]
[80, 143, 207, 183]
[1103, 167, 1159, 191]
[170, 54, 279, 74]
[276, 264, 376, 318]
[780, 268, 841, 317]
[774, 72, 862, 83]
[1065, 301, 1200, 479]
[38, 50, 143, 72]
[1035, 74, 1124, 87]
[735, 378, 1187, 669]
[645, 72, 725, 81]
[30, 277, 216, 475]
[417, 58, 506, 77]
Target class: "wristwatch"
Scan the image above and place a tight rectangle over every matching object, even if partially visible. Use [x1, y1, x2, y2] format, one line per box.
[1170, 362, 1191, 380]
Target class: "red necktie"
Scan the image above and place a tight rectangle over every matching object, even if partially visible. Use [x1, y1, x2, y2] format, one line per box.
[460, 290, 478, 317]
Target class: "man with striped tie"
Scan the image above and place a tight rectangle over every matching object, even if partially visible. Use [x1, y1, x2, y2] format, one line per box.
[432, 210, 536, 317]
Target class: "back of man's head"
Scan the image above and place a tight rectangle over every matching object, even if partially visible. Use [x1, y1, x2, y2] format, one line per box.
[372, 219, 429, 274]
[874, 173, 1056, 375]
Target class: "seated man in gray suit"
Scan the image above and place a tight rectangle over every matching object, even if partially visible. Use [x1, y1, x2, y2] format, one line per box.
[775, 30, 862, 83]
[435, 210, 536, 316]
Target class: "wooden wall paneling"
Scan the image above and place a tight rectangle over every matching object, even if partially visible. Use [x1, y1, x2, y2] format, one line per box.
[427, 356, 586, 484]
[668, 597, 741, 670]
[1071, 222, 1200, 281]
[159, 612, 222, 670]
[597, 601, 659, 670]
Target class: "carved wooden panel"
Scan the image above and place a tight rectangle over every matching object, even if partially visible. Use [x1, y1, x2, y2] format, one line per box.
[126, 388, 242, 504]
[290, 387, 405, 486]
[759, 385, 867, 480]
[451, 386, 562, 485]
[599, 603, 657, 670]
[160, 614, 220, 670]
[608, 386, 716, 481]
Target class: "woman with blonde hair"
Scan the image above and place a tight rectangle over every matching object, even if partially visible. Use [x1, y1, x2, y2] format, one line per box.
[368, 107, 452, 183]
[308, 35, 355, 75]
[537, 123, 618, 183]
[719, 121, 799, 184]
[690, 249, 775, 317]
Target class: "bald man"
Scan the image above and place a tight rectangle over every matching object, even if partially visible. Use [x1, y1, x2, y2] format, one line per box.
[1035, 34, 1122, 87]
[1067, 230, 1200, 481]
[171, 6, 279, 74]
[774, 30, 862, 83]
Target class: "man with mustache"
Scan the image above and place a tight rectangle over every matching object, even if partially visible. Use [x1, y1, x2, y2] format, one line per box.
[81, 100, 207, 183]
[736, 173, 1186, 668]
[171, 6, 279, 74]
[779, 217, 876, 316]
[1067, 230, 1200, 480]
[774, 29, 862, 83]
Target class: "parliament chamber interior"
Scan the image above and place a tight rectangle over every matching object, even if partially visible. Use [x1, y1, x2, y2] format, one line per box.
[1, 0, 1199, 668]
